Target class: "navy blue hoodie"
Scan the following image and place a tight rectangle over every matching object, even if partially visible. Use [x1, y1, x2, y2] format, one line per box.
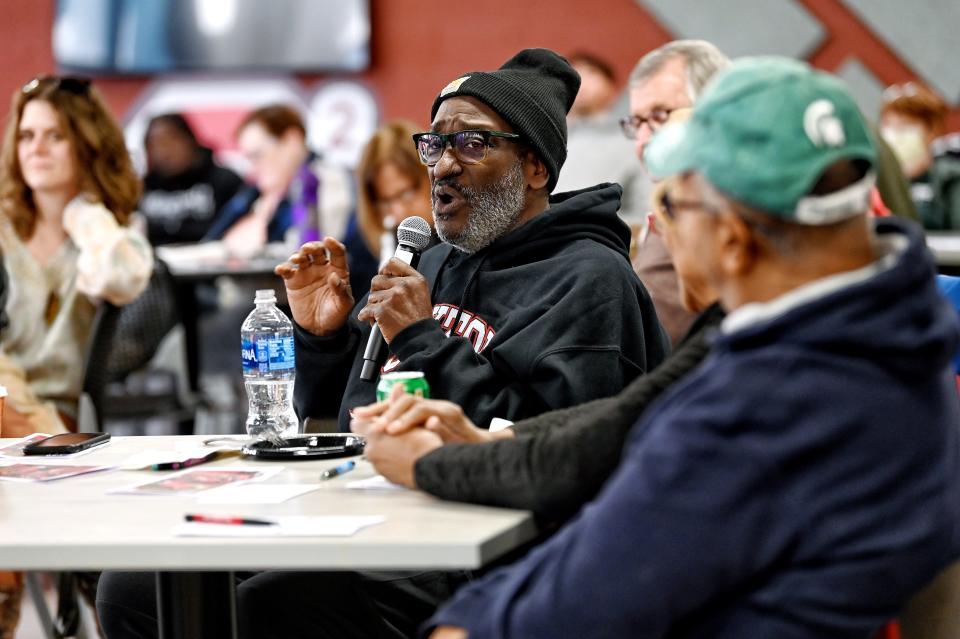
[426, 218, 960, 638]
[294, 183, 668, 432]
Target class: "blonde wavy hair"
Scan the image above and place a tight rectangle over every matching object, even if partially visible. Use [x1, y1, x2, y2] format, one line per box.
[356, 120, 429, 255]
[0, 76, 141, 240]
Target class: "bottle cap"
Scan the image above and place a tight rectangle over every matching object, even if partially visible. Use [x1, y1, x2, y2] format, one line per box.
[254, 289, 277, 303]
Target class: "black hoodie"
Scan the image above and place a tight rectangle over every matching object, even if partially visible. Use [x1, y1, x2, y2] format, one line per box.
[294, 183, 669, 432]
[140, 147, 245, 245]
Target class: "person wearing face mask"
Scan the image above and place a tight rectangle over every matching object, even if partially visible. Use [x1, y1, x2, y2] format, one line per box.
[880, 82, 960, 230]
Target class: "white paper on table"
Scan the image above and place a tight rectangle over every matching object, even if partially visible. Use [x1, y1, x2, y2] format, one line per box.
[109, 466, 283, 496]
[0, 462, 115, 482]
[197, 483, 318, 504]
[173, 515, 386, 537]
[345, 475, 407, 492]
[0, 434, 52, 457]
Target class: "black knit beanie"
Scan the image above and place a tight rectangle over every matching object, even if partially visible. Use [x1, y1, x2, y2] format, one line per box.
[430, 48, 581, 193]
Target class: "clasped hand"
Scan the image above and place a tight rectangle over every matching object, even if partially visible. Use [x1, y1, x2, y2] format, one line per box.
[350, 384, 496, 488]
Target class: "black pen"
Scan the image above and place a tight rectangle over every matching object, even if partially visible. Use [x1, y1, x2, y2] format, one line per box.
[321, 460, 356, 481]
[184, 514, 276, 526]
[152, 451, 220, 471]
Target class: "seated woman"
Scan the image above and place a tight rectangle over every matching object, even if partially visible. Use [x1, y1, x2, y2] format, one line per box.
[0, 75, 152, 437]
[0, 74, 152, 638]
[356, 120, 435, 266]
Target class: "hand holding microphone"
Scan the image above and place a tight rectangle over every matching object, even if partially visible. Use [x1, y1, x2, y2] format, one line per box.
[357, 216, 433, 381]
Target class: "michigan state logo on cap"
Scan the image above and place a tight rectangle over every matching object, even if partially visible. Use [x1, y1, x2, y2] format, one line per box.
[440, 76, 471, 97]
[803, 99, 846, 148]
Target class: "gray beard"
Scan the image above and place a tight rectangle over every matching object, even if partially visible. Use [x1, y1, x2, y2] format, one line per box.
[433, 160, 526, 254]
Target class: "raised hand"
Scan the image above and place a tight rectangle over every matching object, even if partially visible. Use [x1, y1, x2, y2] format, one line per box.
[275, 237, 354, 336]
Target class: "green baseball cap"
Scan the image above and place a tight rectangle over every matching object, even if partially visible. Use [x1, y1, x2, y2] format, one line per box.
[645, 56, 877, 225]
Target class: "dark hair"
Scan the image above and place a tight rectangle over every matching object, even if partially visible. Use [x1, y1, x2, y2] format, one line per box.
[568, 51, 616, 83]
[0, 76, 141, 239]
[144, 113, 200, 148]
[236, 104, 306, 139]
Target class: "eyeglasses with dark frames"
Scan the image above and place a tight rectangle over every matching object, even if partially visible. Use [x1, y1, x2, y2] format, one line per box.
[21, 75, 92, 97]
[412, 129, 522, 166]
[619, 108, 673, 139]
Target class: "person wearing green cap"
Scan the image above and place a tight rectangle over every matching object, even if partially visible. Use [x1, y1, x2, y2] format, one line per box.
[422, 57, 960, 639]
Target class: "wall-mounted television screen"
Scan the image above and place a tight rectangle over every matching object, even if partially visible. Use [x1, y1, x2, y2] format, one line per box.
[53, 0, 370, 73]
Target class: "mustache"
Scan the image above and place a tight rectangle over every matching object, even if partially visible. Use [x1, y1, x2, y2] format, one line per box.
[432, 178, 464, 196]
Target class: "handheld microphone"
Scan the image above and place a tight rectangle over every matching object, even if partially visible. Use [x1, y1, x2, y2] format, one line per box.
[378, 215, 397, 268]
[360, 216, 432, 382]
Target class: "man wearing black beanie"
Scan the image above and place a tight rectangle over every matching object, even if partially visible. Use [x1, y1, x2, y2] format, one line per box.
[97, 49, 668, 639]
[279, 46, 667, 435]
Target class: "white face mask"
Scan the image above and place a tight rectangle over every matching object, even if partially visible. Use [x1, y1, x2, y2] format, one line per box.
[880, 125, 930, 177]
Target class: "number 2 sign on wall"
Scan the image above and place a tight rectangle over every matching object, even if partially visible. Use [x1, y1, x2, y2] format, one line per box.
[307, 80, 380, 169]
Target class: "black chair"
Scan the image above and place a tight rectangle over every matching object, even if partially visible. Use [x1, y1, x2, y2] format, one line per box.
[79, 258, 197, 435]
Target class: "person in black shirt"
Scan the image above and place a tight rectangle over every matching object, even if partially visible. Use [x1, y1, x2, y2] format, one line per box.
[140, 113, 244, 245]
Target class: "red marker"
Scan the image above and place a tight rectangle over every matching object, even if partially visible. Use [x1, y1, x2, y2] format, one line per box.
[184, 514, 276, 526]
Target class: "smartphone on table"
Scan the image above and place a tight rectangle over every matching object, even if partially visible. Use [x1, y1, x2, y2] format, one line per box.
[22, 432, 111, 455]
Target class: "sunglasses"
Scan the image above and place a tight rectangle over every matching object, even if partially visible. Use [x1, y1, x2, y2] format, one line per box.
[412, 129, 522, 166]
[21, 75, 92, 97]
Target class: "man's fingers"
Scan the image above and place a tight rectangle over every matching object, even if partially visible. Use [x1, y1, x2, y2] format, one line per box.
[357, 303, 374, 324]
[352, 398, 391, 418]
[325, 271, 349, 292]
[381, 258, 418, 278]
[352, 417, 386, 437]
[274, 262, 295, 279]
[386, 398, 461, 434]
[378, 393, 418, 425]
[323, 237, 349, 271]
[385, 403, 441, 434]
[424, 415, 451, 438]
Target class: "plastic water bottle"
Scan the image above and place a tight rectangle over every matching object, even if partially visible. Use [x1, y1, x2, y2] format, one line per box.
[240, 289, 299, 439]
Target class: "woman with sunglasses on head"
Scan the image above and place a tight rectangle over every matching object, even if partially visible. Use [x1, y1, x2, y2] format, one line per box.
[0, 76, 152, 437]
[0, 74, 151, 637]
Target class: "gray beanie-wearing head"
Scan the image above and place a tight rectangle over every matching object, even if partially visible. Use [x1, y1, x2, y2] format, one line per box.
[430, 48, 581, 192]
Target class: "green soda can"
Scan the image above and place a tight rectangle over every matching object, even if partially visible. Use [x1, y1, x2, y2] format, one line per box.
[376, 371, 431, 401]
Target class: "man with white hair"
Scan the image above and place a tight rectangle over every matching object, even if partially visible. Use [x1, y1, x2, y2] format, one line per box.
[623, 40, 730, 343]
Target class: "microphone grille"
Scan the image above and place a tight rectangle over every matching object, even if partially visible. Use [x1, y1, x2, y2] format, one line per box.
[396, 216, 432, 251]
